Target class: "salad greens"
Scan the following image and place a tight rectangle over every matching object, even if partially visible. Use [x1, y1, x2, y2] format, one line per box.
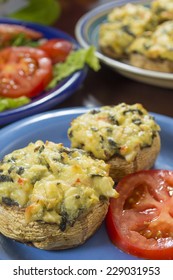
[48, 46, 100, 89]
[0, 96, 30, 112]
[0, 46, 100, 112]
[8, 0, 61, 26]
[9, 33, 41, 47]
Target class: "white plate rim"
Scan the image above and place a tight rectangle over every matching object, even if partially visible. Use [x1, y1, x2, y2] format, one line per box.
[75, 0, 173, 80]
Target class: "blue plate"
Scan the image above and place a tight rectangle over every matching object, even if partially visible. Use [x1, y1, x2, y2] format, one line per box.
[75, 0, 173, 88]
[0, 18, 87, 126]
[0, 107, 172, 260]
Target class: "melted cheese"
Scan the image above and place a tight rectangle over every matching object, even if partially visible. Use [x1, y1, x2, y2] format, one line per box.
[99, 21, 135, 57]
[128, 21, 173, 61]
[99, 0, 173, 62]
[68, 103, 160, 162]
[108, 3, 154, 34]
[0, 141, 117, 226]
[99, 3, 156, 57]
[152, 0, 173, 22]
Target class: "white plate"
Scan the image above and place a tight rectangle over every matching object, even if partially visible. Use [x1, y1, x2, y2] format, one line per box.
[75, 0, 173, 88]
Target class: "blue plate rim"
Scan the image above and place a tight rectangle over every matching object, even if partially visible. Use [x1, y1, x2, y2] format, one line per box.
[0, 106, 173, 260]
[1, 105, 172, 137]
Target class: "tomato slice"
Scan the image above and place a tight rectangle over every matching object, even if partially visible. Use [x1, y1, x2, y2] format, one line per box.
[0, 46, 53, 98]
[39, 39, 73, 64]
[0, 24, 43, 47]
[106, 170, 173, 260]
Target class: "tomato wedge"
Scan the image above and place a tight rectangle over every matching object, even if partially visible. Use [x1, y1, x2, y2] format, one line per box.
[0, 24, 43, 47]
[0, 46, 53, 98]
[39, 39, 73, 64]
[106, 170, 173, 260]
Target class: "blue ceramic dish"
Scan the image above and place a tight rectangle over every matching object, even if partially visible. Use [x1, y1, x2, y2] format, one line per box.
[0, 107, 172, 260]
[0, 18, 87, 126]
[75, 0, 173, 89]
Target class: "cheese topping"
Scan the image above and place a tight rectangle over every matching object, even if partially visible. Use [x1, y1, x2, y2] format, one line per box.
[99, 3, 156, 58]
[0, 141, 117, 228]
[68, 103, 160, 162]
[99, 0, 173, 62]
[128, 21, 173, 61]
[152, 0, 173, 22]
[108, 3, 154, 33]
[99, 22, 135, 58]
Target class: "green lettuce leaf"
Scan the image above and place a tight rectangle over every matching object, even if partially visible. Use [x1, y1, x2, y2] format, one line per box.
[9, 33, 41, 47]
[8, 0, 61, 26]
[0, 96, 30, 112]
[48, 46, 100, 89]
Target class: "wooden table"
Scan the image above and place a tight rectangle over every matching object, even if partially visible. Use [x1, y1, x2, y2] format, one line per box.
[51, 0, 173, 119]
